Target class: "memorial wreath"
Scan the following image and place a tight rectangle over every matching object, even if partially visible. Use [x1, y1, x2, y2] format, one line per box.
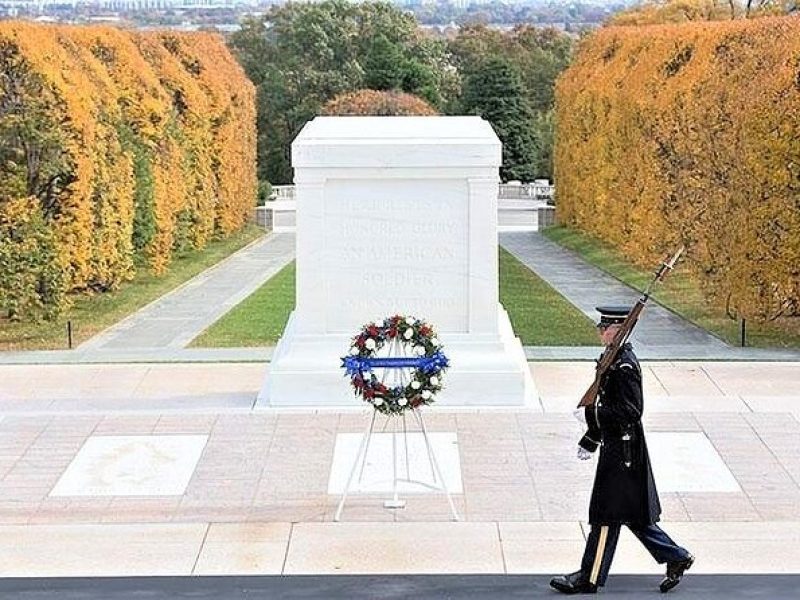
[341, 315, 449, 415]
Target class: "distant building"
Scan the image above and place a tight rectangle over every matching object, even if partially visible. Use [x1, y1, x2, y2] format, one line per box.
[0, 0, 258, 13]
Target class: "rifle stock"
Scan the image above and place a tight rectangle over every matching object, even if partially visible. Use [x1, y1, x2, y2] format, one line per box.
[577, 246, 684, 408]
[579, 377, 600, 407]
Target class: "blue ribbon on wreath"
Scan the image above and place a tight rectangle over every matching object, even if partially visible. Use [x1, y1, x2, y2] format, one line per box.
[342, 352, 449, 376]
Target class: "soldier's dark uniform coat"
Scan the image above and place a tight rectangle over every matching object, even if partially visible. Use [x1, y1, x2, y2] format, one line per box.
[579, 343, 661, 525]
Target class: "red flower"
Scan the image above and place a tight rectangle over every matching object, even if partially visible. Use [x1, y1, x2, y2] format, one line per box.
[367, 325, 379, 337]
[387, 327, 397, 338]
[419, 325, 431, 336]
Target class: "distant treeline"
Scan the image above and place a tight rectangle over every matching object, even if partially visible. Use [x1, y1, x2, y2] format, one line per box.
[410, 0, 625, 27]
[230, 0, 574, 185]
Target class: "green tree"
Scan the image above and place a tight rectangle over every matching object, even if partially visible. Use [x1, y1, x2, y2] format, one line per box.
[448, 24, 573, 180]
[461, 56, 539, 182]
[401, 57, 441, 107]
[449, 24, 573, 113]
[513, 26, 573, 113]
[363, 34, 405, 91]
[531, 110, 554, 180]
[448, 23, 507, 78]
[229, 1, 456, 184]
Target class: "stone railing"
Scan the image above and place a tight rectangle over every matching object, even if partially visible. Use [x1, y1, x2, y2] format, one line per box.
[269, 185, 296, 201]
[498, 180, 554, 202]
[254, 183, 556, 233]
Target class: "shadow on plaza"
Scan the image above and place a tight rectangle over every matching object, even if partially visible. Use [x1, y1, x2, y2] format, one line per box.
[2, 574, 799, 599]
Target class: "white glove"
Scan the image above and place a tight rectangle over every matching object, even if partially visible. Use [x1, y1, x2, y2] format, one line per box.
[577, 447, 592, 461]
[572, 408, 586, 425]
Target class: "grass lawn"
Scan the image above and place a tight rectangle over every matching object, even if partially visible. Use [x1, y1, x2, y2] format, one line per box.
[191, 260, 295, 347]
[542, 225, 800, 348]
[0, 224, 265, 351]
[191, 249, 599, 347]
[500, 247, 598, 345]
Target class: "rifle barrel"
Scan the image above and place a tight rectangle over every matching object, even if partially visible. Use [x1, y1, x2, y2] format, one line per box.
[576, 246, 684, 408]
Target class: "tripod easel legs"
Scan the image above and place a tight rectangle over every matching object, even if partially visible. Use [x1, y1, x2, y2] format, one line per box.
[384, 415, 406, 509]
[334, 410, 376, 522]
[334, 408, 460, 522]
[412, 408, 459, 521]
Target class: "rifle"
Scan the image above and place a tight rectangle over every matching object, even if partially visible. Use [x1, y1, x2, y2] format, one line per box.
[577, 246, 685, 408]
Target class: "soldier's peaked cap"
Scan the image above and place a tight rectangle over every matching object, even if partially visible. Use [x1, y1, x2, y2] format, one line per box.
[596, 305, 632, 327]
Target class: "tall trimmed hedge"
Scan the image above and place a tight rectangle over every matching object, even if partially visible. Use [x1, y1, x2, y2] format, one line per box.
[0, 23, 256, 321]
[555, 16, 800, 321]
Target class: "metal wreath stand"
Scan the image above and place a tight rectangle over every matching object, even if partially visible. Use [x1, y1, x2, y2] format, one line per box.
[335, 332, 459, 522]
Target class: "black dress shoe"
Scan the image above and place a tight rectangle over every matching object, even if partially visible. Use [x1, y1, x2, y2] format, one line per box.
[550, 570, 598, 594]
[659, 554, 695, 593]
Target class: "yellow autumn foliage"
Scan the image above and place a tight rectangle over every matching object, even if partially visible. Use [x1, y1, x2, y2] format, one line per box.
[0, 23, 255, 320]
[555, 16, 800, 321]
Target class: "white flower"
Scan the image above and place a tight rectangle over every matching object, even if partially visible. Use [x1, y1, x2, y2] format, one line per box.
[398, 398, 408, 406]
[411, 381, 421, 390]
[421, 390, 432, 400]
[413, 345, 425, 356]
[405, 317, 415, 325]
[362, 370, 371, 379]
[431, 337, 440, 347]
[365, 338, 376, 350]
[403, 328, 414, 340]
[373, 398, 384, 406]
[350, 347, 359, 356]
[429, 376, 439, 386]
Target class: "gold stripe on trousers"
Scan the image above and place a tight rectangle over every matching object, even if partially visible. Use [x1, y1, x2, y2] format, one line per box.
[590, 526, 609, 585]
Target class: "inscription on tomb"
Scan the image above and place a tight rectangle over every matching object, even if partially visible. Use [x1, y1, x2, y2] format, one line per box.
[324, 179, 469, 331]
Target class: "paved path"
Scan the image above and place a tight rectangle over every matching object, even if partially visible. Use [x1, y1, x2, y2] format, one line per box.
[2, 575, 799, 599]
[77, 233, 295, 353]
[500, 232, 731, 352]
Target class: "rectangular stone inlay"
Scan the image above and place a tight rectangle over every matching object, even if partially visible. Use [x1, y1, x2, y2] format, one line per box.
[328, 432, 462, 494]
[648, 432, 741, 493]
[50, 435, 208, 497]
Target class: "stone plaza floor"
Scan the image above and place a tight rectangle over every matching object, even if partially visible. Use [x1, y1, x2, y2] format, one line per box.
[1, 361, 799, 577]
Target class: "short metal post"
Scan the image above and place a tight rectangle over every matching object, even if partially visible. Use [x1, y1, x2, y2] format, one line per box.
[741, 318, 747, 347]
[67, 320, 73, 349]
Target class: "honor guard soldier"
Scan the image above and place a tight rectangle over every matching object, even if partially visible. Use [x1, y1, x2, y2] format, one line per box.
[550, 306, 694, 595]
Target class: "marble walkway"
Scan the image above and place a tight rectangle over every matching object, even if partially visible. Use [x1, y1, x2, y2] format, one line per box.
[0, 361, 799, 577]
